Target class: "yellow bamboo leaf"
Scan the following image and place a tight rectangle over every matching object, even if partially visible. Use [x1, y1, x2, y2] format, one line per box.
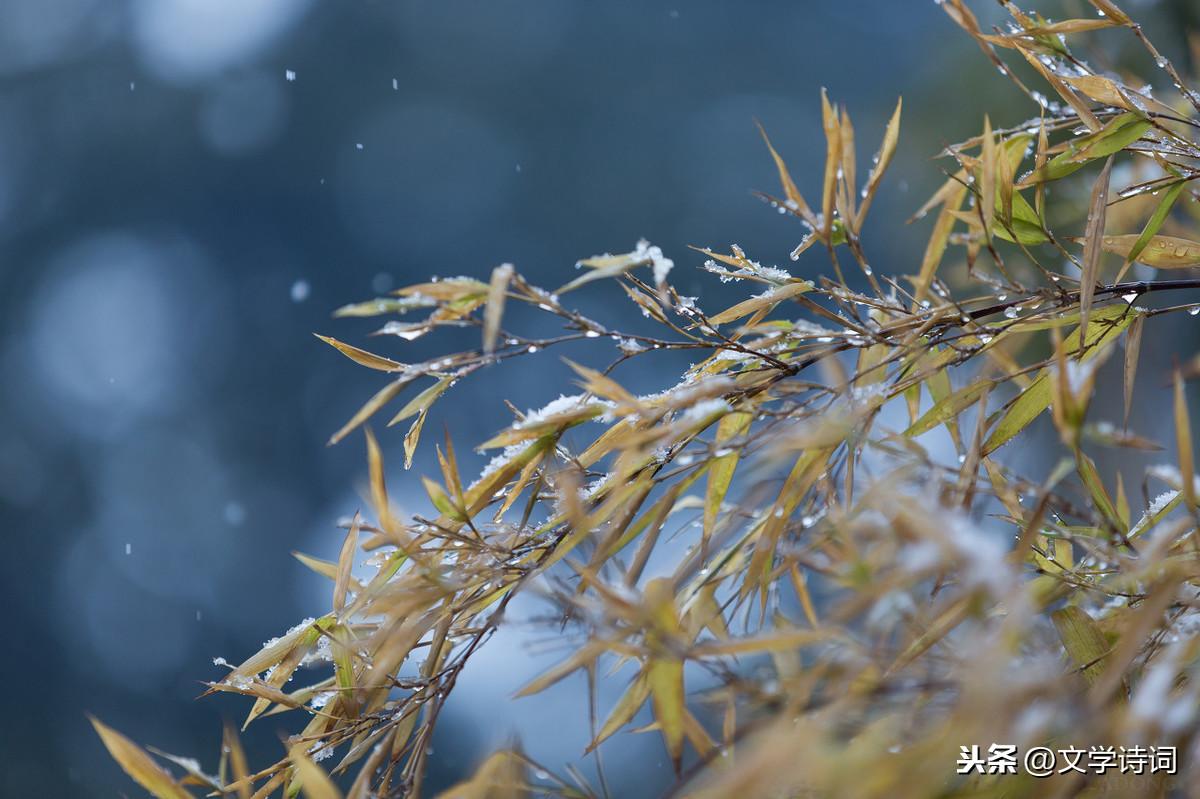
[90, 717, 193, 799]
[708, 281, 813, 325]
[1051, 606, 1111, 686]
[587, 674, 651, 752]
[856, 96, 902, 228]
[648, 657, 686, 769]
[433, 750, 526, 799]
[289, 746, 343, 799]
[1177, 370, 1195, 508]
[314, 335, 406, 372]
[388, 376, 453, 426]
[1099, 234, 1200, 269]
[483, 263, 513, 355]
[820, 89, 841, 239]
[705, 411, 752, 543]
[756, 122, 818, 228]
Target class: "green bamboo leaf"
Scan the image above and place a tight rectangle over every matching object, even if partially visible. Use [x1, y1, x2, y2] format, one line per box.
[905, 380, 991, 437]
[1076, 452, 1122, 530]
[1021, 114, 1149, 185]
[1122, 179, 1185, 269]
[983, 305, 1132, 454]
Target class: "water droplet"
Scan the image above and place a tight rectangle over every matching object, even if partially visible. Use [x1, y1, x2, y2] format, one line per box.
[285, 69, 296, 81]
[1004, 306, 1019, 319]
[1189, 307, 1200, 317]
[124, 542, 132, 555]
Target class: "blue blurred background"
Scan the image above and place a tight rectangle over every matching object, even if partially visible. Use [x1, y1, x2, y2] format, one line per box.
[1, 0, 1195, 795]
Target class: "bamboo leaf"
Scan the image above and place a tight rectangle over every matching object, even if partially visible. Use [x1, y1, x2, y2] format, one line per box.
[1051, 607, 1111, 686]
[388, 376, 453, 426]
[984, 305, 1133, 454]
[756, 122, 818, 228]
[328, 376, 415, 446]
[403, 408, 428, 469]
[289, 746, 343, 799]
[1177, 370, 1196, 509]
[90, 717, 194, 799]
[980, 116, 996, 240]
[1099, 233, 1200, 269]
[483, 263, 513, 355]
[333, 512, 360, 612]
[691, 629, 831, 656]
[705, 411, 752, 542]
[433, 751, 525, 799]
[914, 182, 967, 302]
[1076, 452, 1122, 530]
[1123, 312, 1144, 429]
[1118, 180, 1186, 281]
[647, 657, 686, 770]
[708, 281, 813, 325]
[315, 335, 406, 372]
[1080, 156, 1113, 335]
[1021, 114, 1148, 185]
[856, 96, 902, 229]
[820, 89, 841, 239]
[514, 643, 605, 698]
[905, 379, 991, 438]
[587, 674, 651, 753]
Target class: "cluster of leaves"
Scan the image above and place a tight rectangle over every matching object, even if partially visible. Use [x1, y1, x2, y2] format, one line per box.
[98, 1, 1200, 797]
